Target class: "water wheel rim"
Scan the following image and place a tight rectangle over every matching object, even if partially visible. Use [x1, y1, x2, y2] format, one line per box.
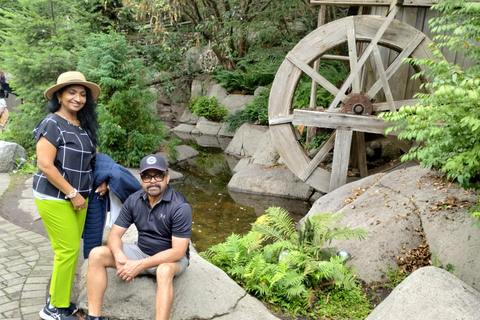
[268, 15, 436, 193]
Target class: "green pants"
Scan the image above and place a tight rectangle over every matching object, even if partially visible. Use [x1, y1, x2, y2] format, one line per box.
[35, 198, 87, 308]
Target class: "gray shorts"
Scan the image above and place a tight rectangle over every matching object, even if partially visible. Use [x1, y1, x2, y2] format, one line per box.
[122, 243, 189, 276]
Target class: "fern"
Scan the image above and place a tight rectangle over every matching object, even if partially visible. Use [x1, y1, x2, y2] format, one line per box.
[200, 207, 370, 318]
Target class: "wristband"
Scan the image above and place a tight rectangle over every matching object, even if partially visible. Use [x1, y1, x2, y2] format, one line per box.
[65, 188, 78, 199]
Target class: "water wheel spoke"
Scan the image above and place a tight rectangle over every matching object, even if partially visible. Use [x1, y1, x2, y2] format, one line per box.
[372, 45, 396, 112]
[269, 114, 294, 125]
[286, 53, 340, 99]
[327, 4, 401, 111]
[347, 18, 361, 94]
[367, 32, 427, 100]
[299, 131, 336, 181]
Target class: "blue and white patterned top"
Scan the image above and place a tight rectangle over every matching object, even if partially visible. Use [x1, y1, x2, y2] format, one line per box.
[33, 113, 96, 199]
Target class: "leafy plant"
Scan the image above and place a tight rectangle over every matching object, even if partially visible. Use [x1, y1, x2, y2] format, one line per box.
[201, 207, 370, 318]
[304, 131, 331, 150]
[166, 138, 181, 162]
[188, 96, 228, 122]
[15, 155, 37, 174]
[379, 265, 408, 289]
[380, 1, 480, 195]
[224, 88, 270, 132]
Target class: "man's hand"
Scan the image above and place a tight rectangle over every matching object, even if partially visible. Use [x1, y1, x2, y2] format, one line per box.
[116, 258, 143, 283]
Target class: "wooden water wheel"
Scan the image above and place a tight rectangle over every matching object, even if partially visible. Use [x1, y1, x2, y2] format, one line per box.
[268, 4, 436, 193]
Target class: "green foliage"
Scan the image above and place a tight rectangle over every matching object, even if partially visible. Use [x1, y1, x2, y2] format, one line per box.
[166, 138, 181, 163]
[380, 265, 408, 289]
[224, 88, 270, 132]
[188, 96, 227, 122]
[15, 155, 37, 174]
[78, 32, 167, 167]
[0, 0, 124, 156]
[304, 131, 331, 150]
[380, 0, 480, 199]
[212, 56, 281, 94]
[201, 207, 370, 318]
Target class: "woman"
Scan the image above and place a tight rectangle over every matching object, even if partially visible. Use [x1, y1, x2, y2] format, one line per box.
[33, 71, 107, 320]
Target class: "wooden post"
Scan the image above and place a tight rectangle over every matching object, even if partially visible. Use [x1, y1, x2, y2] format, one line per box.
[330, 129, 353, 191]
[305, 5, 327, 144]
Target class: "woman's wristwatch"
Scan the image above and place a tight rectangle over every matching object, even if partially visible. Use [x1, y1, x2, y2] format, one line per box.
[65, 188, 78, 199]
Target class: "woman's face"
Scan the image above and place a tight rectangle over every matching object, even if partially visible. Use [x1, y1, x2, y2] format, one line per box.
[56, 85, 87, 113]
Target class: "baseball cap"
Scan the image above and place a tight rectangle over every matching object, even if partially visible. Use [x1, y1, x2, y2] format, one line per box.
[139, 154, 168, 173]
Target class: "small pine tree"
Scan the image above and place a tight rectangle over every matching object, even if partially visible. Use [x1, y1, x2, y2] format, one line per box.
[78, 32, 167, 167]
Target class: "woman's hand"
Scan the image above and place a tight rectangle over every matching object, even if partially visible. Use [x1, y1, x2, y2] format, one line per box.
[96, 181, 108, 197]
[70, 193, 87, 211]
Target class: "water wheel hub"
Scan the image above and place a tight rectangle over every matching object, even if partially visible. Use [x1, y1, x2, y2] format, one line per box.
[343, 94, 373, 115]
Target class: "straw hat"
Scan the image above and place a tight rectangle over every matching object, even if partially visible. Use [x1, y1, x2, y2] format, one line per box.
[44, 71, 101, 100]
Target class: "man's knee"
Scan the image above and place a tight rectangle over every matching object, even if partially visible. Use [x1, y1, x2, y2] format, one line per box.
[156, 263, 178, 282]
[88, 246, 113, 265]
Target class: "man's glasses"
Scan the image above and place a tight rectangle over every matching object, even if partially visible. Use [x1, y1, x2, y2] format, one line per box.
[140, 172, 167, 183]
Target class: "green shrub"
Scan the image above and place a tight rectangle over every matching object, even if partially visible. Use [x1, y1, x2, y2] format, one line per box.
[201, 207, 370, 318]
[188, 96, 228, 122]
[224, 88, 270, 132]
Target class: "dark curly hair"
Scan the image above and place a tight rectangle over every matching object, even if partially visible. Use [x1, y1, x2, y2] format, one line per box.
[46, 85, 99, 146]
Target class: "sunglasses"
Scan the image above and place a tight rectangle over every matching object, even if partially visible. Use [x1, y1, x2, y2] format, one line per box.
[140, 172, 167, 183]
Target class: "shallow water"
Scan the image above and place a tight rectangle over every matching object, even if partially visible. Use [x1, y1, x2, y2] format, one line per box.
[169, 146, 312, 252]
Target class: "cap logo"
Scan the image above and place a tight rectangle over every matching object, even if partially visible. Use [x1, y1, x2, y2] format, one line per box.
[146, 156, 157, 165]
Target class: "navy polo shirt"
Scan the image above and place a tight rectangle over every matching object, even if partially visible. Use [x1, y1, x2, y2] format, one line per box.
[115, 185, 192, 259]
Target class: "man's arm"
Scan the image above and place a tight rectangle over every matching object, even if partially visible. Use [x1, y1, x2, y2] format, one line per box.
[107, 224, 129, 270]
[115, 236, 190, 283]
[138, 236, 189, 270]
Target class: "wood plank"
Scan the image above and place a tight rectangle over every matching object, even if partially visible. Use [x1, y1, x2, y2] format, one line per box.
[372, 45, 396, 112]
[329, 129, 353, 191]
[299, 131, 336, 181]
[310, 0, 435, 6]
[328, 5, 401, 111]
[286, 53, 340, 98]
[366, 32, 426, 99]
[293, 109, 398, 135]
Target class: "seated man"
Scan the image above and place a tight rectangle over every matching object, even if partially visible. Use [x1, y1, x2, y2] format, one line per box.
[85, 154, 192, 320]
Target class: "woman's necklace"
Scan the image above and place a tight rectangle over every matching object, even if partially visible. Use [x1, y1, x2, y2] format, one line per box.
[55, 111, 82, 129]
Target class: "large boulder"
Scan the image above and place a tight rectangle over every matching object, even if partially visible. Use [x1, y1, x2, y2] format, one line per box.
[366, 266, 480, 320]
[0, 141, 27, 172]
[303, 166, 480, 290]
[228, 163, 313, 200]
[77, 229, 280, 320]
[224, 123, 269, 157]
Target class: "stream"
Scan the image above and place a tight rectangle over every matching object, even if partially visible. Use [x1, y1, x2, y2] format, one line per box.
[168, 140, 312, 253]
